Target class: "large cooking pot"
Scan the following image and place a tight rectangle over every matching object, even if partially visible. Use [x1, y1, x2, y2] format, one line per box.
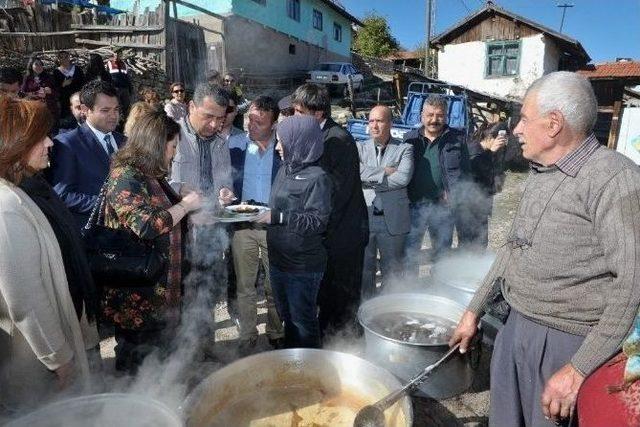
[429, 251, 496, 307]
[182, 349, 412, 426]
[429, 251, 503, 343]
[358, 293, 481, 399]
[6, 393, 182, 427]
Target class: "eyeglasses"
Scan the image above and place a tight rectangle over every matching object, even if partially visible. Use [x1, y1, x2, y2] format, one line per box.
[224, 79, 234, 83]
[172, 89, 185, 94]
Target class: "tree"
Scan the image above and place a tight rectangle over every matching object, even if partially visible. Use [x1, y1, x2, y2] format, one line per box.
[352, 13, 400, 58]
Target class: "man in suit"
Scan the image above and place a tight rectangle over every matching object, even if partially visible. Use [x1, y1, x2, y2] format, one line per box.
[292, 83, 369, 337]
[229, 96, 284, 354]
[57, 91, 85, 134]
[358, 106, 414, 299]
[49, 80, 124, 229]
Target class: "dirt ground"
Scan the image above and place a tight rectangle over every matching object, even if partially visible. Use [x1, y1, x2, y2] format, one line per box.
[98, 168, 528, 426]
[99, 94, 529, 426]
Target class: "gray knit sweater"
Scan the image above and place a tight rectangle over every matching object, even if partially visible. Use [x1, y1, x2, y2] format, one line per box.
[468, 136, 640, 375]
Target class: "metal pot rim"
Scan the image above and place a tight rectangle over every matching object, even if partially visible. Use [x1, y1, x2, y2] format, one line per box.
[181, 348, 414, 425]
[357, 293, 464, 347]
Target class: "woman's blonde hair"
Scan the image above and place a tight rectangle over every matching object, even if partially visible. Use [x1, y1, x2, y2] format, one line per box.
[113, 107, 180, 178]
[124, 101, 154, 137]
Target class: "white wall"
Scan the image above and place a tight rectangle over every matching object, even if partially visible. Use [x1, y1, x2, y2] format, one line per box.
[437, 33, 560, 100]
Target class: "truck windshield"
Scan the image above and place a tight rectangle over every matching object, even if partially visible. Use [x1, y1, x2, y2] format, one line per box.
[318, 64, 342, 72]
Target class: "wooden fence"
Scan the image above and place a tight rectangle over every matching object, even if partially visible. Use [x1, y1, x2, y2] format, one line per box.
[0, 0, 208, 89]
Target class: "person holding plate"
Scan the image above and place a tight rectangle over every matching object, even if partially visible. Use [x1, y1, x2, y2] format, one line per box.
[256, 115, 332, 349]
[229, 96, 284, 354]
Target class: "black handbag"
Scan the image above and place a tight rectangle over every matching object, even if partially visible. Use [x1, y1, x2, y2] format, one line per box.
[81, 184, 167, 288]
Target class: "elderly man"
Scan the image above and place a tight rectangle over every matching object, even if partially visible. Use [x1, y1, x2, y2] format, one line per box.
[292, 83, 369, 336]
[358, 106, 413, 299]
[403, 95, 469, 264]
[450, 71, 640, 427]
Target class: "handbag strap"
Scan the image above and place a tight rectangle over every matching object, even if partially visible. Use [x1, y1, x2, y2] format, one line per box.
[84, 183, 108, 231]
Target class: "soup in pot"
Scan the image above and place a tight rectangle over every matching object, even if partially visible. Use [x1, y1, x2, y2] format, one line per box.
[203, 385, 405, 427]
[367, 312, 457, 345]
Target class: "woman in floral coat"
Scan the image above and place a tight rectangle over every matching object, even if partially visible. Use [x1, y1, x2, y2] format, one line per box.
[103, 108, 201, 373]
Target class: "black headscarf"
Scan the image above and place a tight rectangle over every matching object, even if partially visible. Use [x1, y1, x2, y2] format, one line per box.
[276, 115, 324, 173]
[19, 173, 98, 321]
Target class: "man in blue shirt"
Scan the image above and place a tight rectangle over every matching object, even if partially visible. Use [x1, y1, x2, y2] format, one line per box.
[229, 96, 284, 353]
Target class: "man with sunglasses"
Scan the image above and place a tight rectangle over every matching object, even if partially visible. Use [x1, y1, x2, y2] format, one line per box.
[165, 82, 188, 122]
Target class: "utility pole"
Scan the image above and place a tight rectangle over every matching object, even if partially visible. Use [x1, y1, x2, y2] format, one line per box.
[424, 0, 433, 77]
[557, 3, 574, 33]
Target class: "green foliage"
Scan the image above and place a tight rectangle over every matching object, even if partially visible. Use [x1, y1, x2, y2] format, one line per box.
[352, 13, 400, 58]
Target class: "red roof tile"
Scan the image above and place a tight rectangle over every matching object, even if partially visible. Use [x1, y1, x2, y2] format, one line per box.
[577, 61, 640, 79]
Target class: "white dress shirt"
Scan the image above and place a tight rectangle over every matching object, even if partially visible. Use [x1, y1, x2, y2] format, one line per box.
[85, 121, 117, 155]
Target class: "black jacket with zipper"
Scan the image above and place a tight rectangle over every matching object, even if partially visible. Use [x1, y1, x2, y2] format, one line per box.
[267, 163, 333, 273]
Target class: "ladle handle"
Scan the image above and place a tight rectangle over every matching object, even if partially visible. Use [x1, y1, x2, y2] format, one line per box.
[375, 344, 461, 411]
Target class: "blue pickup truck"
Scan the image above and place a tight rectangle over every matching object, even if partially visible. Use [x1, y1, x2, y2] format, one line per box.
[346, 81, 471, 141]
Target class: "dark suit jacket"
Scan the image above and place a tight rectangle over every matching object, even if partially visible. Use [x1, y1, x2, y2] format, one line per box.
[320, 119, 369, 250]
[229, 137, 281, 201]
[49, 123, 125, 229]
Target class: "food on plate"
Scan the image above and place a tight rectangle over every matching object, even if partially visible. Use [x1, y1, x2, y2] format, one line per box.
[232, 205, 260, 214]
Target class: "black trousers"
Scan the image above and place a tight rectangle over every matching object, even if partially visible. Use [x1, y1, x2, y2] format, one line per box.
[114, 327, 163, 374]
[318, 243, 365, 337]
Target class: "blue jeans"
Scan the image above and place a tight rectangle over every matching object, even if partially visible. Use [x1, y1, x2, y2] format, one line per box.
[270, 265, 323, 348]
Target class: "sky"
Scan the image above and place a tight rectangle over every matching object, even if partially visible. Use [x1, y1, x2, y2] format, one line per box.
[340, 0, 640, 63]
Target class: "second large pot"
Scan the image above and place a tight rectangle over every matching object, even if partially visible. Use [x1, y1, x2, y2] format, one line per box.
[358, 293, 481, 399]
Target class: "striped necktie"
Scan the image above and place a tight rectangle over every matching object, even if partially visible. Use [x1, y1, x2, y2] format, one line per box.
[104, 134, 115, 156]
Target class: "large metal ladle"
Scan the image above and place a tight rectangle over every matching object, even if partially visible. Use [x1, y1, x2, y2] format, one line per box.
[353, 344, 460, 427]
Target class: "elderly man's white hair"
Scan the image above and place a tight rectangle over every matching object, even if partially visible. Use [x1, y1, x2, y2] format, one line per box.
[526, 71, 597, 136]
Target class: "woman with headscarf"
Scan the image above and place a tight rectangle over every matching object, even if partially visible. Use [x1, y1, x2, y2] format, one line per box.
[256, 115, 333, 349]
[0, 96, 92, 411]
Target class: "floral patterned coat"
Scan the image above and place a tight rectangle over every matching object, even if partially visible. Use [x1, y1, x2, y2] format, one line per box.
[102, 164, 183, 331]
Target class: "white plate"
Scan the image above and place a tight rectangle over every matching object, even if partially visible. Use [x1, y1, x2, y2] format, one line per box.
[224, 204, 269, 215]
[211, 204, 270, 223]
